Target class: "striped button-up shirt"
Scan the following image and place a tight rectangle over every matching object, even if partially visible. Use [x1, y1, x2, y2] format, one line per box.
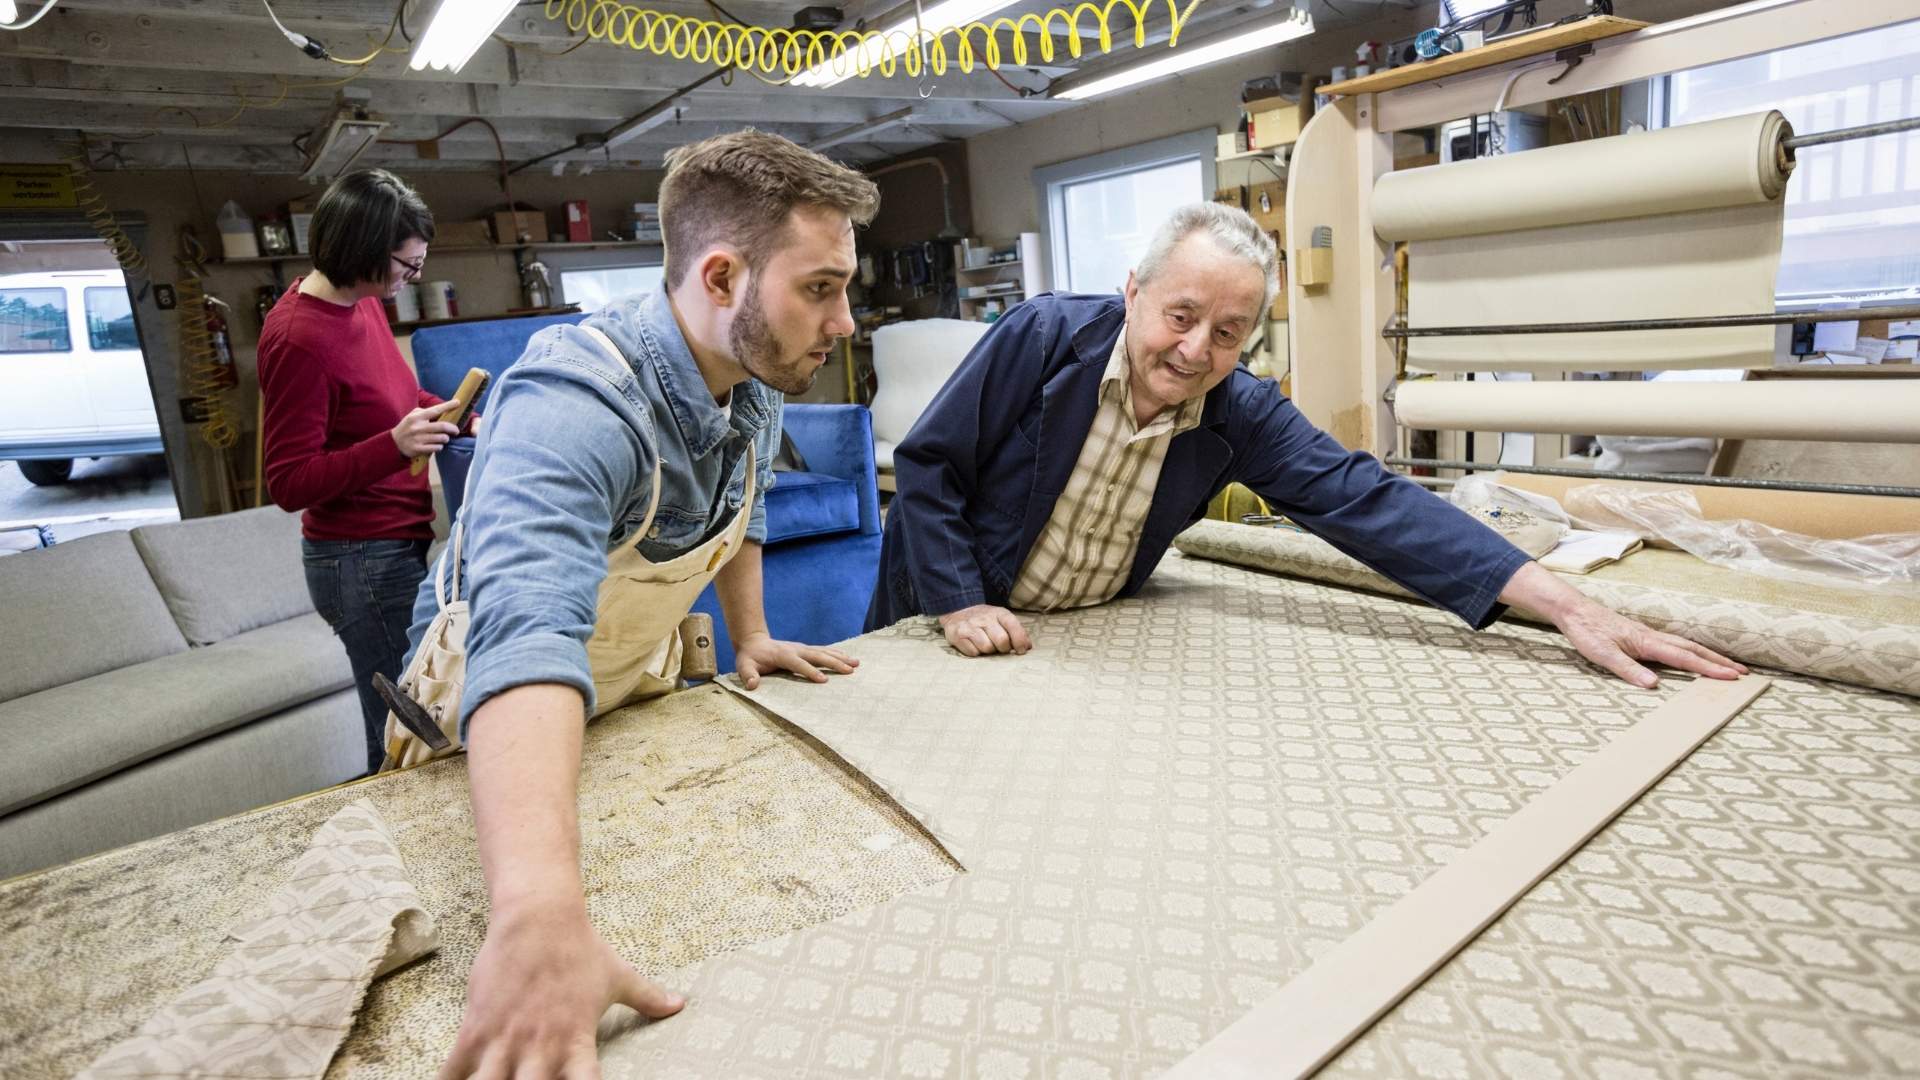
[1008, 327, 1203, 612]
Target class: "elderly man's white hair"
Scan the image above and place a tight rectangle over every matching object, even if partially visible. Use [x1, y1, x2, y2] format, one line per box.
[1134, 202, 1279, 314]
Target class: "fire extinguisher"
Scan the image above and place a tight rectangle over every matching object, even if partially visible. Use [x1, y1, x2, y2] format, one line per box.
[205, 295, 239, 390]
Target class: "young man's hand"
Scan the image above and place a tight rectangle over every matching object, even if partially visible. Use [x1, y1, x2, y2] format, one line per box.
[438, 900, 683, 1080]
[733, 630, 858, 689]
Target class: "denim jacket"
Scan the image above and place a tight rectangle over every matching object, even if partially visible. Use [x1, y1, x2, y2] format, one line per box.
[405, 287, 781, 730]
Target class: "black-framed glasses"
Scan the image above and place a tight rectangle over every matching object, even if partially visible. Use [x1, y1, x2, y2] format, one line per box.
[391, 253, 426, 280]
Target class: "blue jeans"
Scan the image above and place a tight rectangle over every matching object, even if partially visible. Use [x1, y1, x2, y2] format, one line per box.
[302, 538, 431, 775]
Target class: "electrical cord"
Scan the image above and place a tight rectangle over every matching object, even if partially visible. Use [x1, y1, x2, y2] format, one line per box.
[0, 0, 59, 30]
[261, 0, 410, 64]
[260, 0, 334, 60]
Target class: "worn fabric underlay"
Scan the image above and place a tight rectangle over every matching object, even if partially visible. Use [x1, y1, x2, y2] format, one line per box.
[3, 547, 1915, 1078]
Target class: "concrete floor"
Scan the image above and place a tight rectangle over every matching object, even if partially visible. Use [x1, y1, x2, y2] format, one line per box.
[0, 454, 180, 546]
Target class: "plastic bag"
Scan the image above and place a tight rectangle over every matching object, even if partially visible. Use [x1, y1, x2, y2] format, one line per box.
[1563, 484, 1920, 593]
[1448, 475, 1570, 557]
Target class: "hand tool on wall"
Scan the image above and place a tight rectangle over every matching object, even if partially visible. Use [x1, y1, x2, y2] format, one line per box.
[410, 366, 489, 477]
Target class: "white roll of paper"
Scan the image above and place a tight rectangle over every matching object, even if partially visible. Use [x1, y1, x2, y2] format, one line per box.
[1376, 112, 1792, 373]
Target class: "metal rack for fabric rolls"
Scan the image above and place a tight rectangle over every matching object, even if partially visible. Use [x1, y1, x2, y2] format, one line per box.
[1375, 111, 1920, 492]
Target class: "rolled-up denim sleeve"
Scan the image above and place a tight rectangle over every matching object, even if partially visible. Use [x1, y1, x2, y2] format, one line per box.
[745, 394, 781, 544]
[458, 352, 650, 732]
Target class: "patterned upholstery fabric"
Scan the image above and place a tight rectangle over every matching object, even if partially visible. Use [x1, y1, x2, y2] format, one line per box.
[7, 549, 1914, 1079]
[1175, 520, 1920, 697]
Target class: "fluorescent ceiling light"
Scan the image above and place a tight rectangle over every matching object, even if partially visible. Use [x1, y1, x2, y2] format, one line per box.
[410, 0, 517, 73]
[1052, 6, 1315, 101]
[791, 0, 1019, 89]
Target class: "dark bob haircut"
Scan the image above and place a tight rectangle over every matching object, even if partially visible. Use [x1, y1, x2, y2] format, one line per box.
[308, 169, 435, 287]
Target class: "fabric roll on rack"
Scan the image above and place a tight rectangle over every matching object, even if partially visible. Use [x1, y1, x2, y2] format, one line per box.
[1376, 111, 1792, 373]
[1394, 377, 1920, 443]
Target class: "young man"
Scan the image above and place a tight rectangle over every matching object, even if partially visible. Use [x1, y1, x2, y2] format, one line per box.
[874, 202, 1746, 691]
[411, 130, 879, 1079]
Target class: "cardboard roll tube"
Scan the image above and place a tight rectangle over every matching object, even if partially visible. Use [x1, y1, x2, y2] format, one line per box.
[1394, 378, 1920, 444]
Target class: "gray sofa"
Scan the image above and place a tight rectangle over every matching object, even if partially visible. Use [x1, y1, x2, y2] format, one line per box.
[0, 507, 363, 878]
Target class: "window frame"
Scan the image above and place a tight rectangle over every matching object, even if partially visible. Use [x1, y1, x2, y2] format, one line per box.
[1649, 27, 1920, 310]
[1033, 129, 1219, 297]
[83, 284, 139, 352]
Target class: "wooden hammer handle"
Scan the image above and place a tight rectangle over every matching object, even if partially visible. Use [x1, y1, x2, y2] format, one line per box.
[410, 366, 489, 476]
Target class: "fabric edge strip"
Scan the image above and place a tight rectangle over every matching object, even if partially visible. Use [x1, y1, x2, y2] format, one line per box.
[1161, 673, 1771, 1080]
[716, 677, 972, 867]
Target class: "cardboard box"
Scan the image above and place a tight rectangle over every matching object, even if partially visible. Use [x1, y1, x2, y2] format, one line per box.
[1217, 131, 1248, 158]
[492, 209, 548, 245]
[1248, 181, 1285, 234]
[1247, 94, 1312, 150]
[565, 199, 592, 243]
[1213, 185, 1247, 211]
[437, 220, 494, 249]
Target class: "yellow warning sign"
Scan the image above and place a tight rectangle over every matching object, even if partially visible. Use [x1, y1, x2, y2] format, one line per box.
[0, 165, 78, 209]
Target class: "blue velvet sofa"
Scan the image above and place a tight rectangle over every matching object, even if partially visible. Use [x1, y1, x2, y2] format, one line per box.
[409, 312, 880, 674]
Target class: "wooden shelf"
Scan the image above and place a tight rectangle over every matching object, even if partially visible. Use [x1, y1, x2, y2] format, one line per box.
[1217, 148, 1289, 163]
[526, 240, 663, 253]
[1320, 16, 1648, 97]
[215, 244, 513, 266]
[388, 305, 580, 333]
[215, 240, 663, 267]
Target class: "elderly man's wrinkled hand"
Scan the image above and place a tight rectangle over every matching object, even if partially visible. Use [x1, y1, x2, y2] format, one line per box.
[938, 604, 1033, 657]
[1554, 595, 1747, 689]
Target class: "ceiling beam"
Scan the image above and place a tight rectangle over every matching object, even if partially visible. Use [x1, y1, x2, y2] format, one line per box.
[0, 59, 1067, 128]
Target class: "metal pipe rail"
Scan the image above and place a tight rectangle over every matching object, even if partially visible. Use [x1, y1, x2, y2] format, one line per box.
[1383, 457, 1920, 499]
[1382, 303, 1920, 339]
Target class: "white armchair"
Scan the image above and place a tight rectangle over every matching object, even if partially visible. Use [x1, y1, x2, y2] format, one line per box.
[869, 319, 990, 489]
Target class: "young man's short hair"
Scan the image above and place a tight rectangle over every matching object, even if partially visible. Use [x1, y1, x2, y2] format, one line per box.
[308, 169, 436, 288]
[659, 129, 880, 289]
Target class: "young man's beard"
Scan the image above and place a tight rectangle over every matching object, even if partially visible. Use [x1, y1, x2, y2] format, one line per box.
[729, 279, 818, 395]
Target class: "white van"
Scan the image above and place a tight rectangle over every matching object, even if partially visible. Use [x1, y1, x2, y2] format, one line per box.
[0, 269, 163, 486]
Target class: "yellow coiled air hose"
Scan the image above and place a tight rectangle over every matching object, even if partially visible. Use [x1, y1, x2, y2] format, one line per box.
[545, 0, 1204, 85]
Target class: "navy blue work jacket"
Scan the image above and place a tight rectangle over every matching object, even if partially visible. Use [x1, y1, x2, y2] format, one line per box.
[866, 293, 1530, 631]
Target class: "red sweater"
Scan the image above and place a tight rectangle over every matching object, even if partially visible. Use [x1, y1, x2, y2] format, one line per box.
[258, 280, 442, 541]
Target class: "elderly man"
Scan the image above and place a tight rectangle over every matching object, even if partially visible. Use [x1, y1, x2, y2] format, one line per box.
[871, 202, 1745, 689]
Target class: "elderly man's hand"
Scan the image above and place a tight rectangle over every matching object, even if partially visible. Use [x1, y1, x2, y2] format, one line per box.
[938, 604, 1032, 657]
[1502, 562, 1746, 688]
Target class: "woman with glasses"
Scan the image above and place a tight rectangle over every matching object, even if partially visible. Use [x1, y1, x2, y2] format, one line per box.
[258, 168, 471, 776]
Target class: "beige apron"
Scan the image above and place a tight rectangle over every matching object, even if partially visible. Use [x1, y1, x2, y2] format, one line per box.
[380, 325, 756, 770]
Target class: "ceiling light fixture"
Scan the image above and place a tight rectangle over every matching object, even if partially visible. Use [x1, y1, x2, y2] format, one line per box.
[299, 90, 390, 182]
[1049, 5, 1315, 102]
[410, 0, 517, 73]
[791, 0, 1020, 89]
